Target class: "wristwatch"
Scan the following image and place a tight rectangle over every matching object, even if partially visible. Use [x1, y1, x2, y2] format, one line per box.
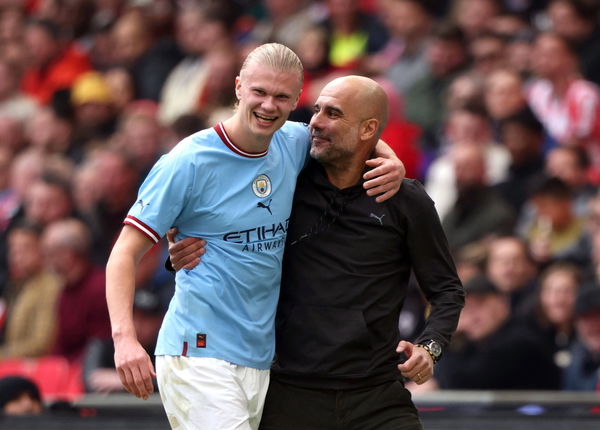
[416, 340, 442, 364]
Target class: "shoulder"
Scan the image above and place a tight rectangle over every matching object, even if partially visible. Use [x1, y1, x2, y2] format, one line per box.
[159, 127, 218, 165]
[390, 179, 435, 213]
[398, 178, 431, 201]
[278, 121, 310, 139]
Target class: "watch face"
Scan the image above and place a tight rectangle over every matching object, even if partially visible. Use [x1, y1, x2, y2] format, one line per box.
[429, 341, 442, 357]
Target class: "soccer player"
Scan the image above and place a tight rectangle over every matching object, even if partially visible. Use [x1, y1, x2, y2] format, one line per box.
[105, 43, 402, 430]
[171, 75, 465, 429]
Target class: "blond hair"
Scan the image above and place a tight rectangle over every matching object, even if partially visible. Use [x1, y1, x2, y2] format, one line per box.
[240, 43, 304, 85]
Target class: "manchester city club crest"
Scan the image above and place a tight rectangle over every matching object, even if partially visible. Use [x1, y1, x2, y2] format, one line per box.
[252, 174, 272, 198]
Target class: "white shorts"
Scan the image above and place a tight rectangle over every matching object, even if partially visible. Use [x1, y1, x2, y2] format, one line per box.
[156, 356, 270, 430]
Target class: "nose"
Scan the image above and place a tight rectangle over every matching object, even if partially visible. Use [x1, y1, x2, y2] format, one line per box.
[261, 96, 276, 112]
[309, 109, 323, 130]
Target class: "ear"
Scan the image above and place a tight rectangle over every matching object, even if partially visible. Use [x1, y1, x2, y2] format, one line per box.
[360, 118, 379, 141]
[235, 76, 242, 101]
[291, 88, 302, 111]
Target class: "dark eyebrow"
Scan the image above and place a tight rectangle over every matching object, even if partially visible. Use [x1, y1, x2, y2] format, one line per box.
[313, 103, 344, 116]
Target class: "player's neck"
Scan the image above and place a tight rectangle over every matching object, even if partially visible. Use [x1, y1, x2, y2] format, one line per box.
[222, 117, 271, 154]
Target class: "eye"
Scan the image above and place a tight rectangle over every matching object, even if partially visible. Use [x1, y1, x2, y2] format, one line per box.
[254, 89, 265, 96]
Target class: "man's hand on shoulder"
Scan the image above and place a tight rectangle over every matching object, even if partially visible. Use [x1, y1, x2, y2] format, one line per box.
[166, 227, 206, 271]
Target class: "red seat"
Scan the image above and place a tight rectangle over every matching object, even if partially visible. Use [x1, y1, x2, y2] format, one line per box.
[0, 356, 84, 401]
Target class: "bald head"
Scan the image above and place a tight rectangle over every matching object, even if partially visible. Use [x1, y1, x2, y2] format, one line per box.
[321, 75, 389, 138]
[309, 75, 390, 180]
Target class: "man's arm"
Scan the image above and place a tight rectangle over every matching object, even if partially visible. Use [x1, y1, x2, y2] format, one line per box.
[106, 225, 156, 400]
[364, 140, 405, 203]
[396, 181, 465, 385]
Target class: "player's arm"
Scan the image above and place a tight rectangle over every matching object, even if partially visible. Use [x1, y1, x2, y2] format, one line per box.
[364, 140, 405, 203]
[106, 225, 157, 400]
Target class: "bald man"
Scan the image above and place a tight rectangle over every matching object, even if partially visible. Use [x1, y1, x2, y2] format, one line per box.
[170, 76, 464, 429]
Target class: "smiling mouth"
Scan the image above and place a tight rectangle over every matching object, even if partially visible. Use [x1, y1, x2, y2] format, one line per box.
[254, 112, 278, 123]
[311, 134, 330, 143]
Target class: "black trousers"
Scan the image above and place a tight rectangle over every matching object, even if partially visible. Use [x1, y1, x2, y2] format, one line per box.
[259, 378, 423, 430]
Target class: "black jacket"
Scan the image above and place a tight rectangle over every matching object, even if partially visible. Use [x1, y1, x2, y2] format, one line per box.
[272, 160, 464, 389]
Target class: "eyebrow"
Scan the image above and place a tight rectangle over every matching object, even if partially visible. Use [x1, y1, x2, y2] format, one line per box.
[314, 103, 344, 116]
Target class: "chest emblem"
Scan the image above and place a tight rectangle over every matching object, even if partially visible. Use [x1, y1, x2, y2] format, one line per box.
[252, 174, 272, 198]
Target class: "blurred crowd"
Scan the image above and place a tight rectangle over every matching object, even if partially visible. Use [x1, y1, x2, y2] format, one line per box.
[1, 0, 600, 405]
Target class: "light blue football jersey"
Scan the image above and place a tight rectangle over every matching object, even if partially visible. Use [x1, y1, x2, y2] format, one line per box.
[125, 121, 310, 369]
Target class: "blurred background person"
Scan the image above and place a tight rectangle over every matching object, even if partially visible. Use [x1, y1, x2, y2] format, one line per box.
[21, 18, 91, 105]
[41, 218, 111, 364]
[523, 176, 587, 264]
[441, 144, 515, 253]
[0, 376, 43, 416]
[434, 275, 561, 390]
[527, 31, 600, 183]
[563, 284, 600, 390]
[0, 220, 61, 359]
[520, 262, 581, 375]
[485, 235, 539, 314]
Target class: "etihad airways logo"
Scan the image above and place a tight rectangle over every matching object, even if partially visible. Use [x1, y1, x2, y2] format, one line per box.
[223, 218, 289, 252]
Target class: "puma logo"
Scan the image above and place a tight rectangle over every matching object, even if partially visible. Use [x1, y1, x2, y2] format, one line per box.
[257, 199, 273, 215]
[370, 213, 386, 225]
[137, 199, 150, 212]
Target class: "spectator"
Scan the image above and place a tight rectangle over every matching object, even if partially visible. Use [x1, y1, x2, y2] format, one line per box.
[247, 0, 315, 49]
[485, 236, 539, 314]
[0, 147, 18, 233]
[373, 0, 433, 95]
[103, 67, 135, 116]
[493, 108, 546, 212]
[425, 103, 511, 220]
[25, 106, 74, 156]
[0, 116, 26, 155]
[112, 103, 164, 177]
[521, 262, 580, 373]
[450, 0, 502, 41]
[527, 31, 600, 183]
[0, 376, 43, 416]
[441, 144, 515, 252]
[70, 71, 118, 153]
[0, 221, 61, 359]
[484, 69, 528, 130]
[109, 9, 182, 101]
[41, 218, 111, 363]
[159, 1, 237, 125]
[545, 145, 597, 217]
[469, 31, 507, 77]
[546, 0, 600, 86]
[21, 18, 91, 105]
[563, 284, 600, 390]
[403, 22, 470, 151]
[0, 57, 38, 122]
[78, 148, 139, 264]
[524, 176, 586, 264]
[435, 275, 561, 390]
[320, 0, 389, 69]
[21, 172, 75, 229]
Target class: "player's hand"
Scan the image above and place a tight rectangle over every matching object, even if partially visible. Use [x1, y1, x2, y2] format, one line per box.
[396, 340, 434, 385]
[166, 227, 206, 271]
[114, 336, 156, 400]
[363, 157, 405, 203]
